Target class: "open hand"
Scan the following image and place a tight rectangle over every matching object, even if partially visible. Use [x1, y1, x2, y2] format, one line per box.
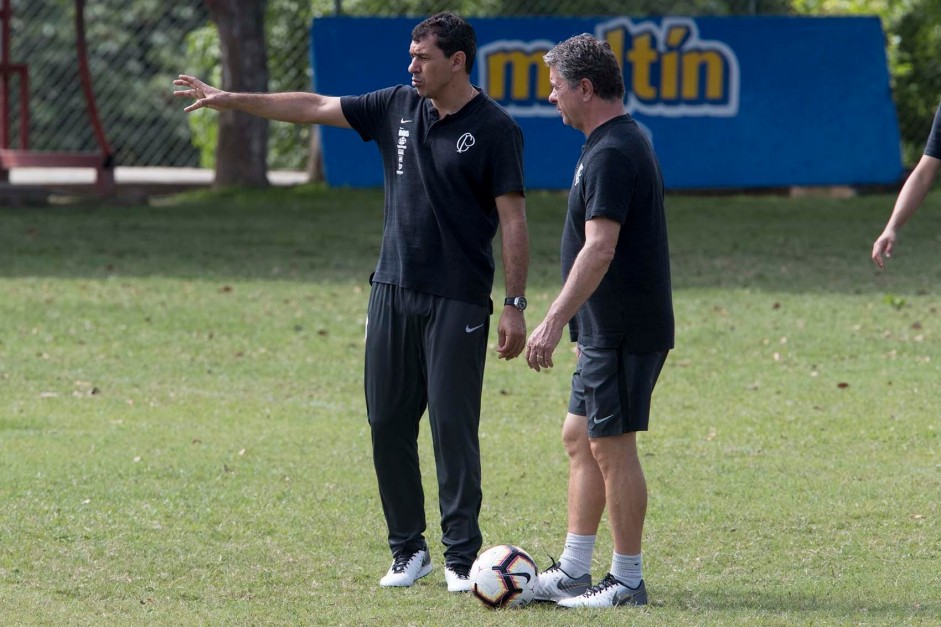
[173, 75, 228, 113]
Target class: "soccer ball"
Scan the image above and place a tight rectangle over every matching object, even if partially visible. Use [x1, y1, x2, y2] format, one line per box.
[469, 544, 538, 609]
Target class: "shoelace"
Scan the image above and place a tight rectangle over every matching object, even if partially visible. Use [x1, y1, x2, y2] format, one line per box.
[448, 564, 470, 579]
[391, 551, 419, 574]
[542, 555, 562, 574]
[583, 573, 620, 597]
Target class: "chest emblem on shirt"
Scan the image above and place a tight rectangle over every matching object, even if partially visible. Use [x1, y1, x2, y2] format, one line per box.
[456, 132, 476, 153]
[574, 163, 584, 186]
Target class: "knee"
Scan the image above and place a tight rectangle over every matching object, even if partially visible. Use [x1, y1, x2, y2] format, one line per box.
[589, 434, 638, 472]
[588, 438, 609, 469]
[368, 408, 406, 438]
[561, 417, 588, 460]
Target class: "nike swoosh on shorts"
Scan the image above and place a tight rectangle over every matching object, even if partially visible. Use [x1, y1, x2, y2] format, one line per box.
[591, 414, 616, 427]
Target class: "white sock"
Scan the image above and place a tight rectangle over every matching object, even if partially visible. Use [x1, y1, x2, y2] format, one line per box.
[558, 532, 594, 577]
[611, 551, 643, 588]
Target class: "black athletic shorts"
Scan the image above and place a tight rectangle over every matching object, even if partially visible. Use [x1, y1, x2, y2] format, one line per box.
[568, 344, 669, 437]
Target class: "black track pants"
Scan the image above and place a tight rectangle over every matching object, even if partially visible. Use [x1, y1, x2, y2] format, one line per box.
[365, 282, 490, 567]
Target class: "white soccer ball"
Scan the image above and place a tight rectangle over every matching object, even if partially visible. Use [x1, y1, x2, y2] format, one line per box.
[470, 544, 538, 609]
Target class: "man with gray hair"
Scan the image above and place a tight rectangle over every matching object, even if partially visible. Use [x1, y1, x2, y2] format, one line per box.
[526, 33, 674, 608]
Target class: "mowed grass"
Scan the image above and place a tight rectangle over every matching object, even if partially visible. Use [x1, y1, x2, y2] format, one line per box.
[1, 185, 940, 626]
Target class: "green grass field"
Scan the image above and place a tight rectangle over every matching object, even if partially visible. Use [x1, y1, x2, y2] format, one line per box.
[1, 186, 940, 625]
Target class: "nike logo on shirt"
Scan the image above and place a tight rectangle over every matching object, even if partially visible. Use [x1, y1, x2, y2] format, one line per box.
[465, 323, 485, 333]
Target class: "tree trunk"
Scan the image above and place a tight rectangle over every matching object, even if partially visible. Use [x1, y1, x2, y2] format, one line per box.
[206, 0, 269, 188]
[307, 127, 324, 183]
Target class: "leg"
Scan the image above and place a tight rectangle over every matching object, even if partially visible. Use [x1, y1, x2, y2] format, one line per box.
[581, 347, 664, 555]
[562, 412, 606, 535]
[556, 435, 649, 608]
[533, 356, 606, 602]
[589, 432, 646, 555]
[365, 283, 428, 557]
[423, 295, 490, 569]
[557, 348, 666, 607]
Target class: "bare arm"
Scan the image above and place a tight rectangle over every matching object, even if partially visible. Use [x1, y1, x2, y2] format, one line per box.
[526, 216, 619, 371]
[494, 192, 528, 360]
[172, 74, 351, 128]
[872, 154, 941, 268]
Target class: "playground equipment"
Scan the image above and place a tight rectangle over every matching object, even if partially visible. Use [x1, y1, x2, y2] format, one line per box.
[0, 0, 113, 193]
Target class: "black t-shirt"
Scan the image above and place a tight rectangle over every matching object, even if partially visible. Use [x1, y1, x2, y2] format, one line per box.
[561, 115, 674, 352]
[341, 86, 525, 307]
[925, 102, 941, 159]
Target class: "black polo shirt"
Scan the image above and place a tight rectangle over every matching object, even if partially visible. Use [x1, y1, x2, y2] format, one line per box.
[561, 115, 674, 353]
[925, 103, 941, 159]
[341, 86, 525, 307]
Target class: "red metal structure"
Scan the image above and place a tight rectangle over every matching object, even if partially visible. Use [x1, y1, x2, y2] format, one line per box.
[0, 0, 114, 193]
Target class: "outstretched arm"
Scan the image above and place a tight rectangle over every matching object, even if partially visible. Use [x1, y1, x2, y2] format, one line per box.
[172, 74, 351, 128]
[872, 154, 941, 269]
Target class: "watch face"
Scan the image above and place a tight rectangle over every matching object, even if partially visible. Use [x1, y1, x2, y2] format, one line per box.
[506, 296, 526, 311]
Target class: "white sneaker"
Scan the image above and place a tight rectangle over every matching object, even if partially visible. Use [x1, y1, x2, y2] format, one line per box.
[379, 549, 432, 587]
[444, 563, 472, 592]
[557, 573, 647, 608]
[532, 560, 591, 602]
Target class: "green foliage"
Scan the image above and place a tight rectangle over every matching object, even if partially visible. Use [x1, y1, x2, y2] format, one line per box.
[11, 0, 207, 165]
[11, 0, 94, 152]
[184, 26, 222, 170]
[185, 0, 319, 172]
[335, 0, 790, 17]
[882, 293, 907, 309]
[265, 0, 319, 170]
[892, 1, 941, 165]
[1, 188, 941, 624]
[82, 0, 208, 166]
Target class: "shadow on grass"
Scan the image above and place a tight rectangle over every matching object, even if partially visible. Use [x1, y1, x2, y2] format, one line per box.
[0, 185, 384, 285]
[2, 185, 940, 295]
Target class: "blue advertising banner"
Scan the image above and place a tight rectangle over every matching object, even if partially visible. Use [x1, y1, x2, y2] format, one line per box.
[310, 16, 902, 190]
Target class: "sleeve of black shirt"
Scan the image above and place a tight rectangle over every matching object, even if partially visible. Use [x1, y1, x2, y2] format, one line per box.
[340, 86, 398, 144]
[488, 121, 526, 198]
[583, 146, 637, 225]
[923, 102, 941, 159]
